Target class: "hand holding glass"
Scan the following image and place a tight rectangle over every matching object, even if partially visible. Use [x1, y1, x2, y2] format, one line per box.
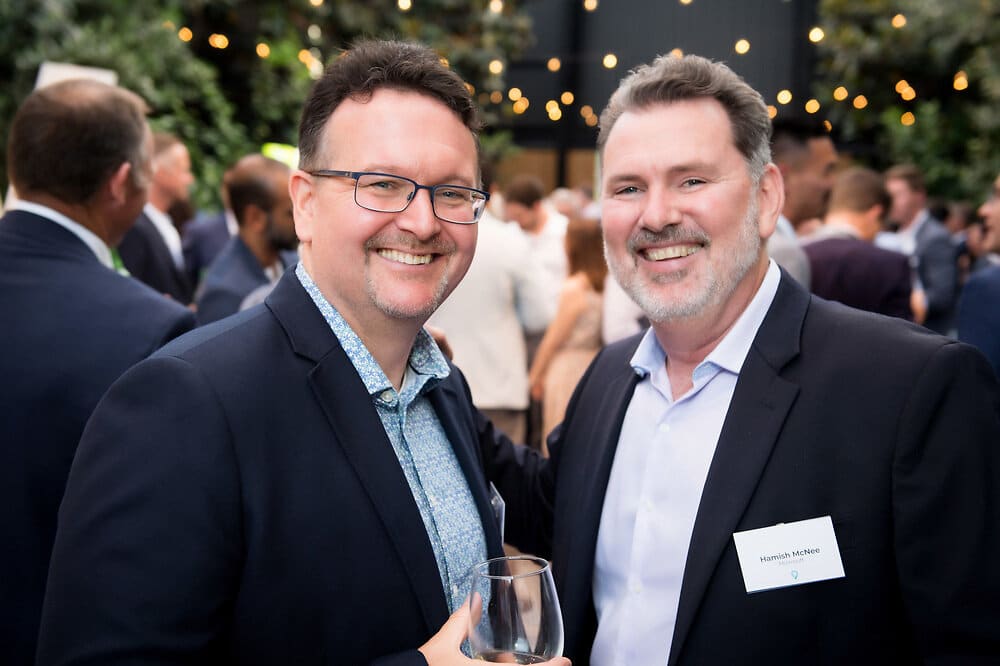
[467, 556, 564, 663]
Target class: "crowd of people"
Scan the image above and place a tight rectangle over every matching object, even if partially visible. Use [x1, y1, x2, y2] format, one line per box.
[2, 36, 999, 666]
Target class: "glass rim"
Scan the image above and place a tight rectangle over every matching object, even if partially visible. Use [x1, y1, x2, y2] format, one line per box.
[471, 555, 552, 581]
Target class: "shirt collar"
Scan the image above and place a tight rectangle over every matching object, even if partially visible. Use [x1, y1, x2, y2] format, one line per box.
[295, 263, 450, 402]
[630, 259, 782, 380]
[8, 200, 114, 269]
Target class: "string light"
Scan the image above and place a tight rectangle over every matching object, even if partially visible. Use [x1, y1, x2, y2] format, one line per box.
[891, 13, 906, 28]
[823, 120, 832, 132]
[489, 0, 503, 13]
[309, 0, 323, 5]
[776, 89, 792, 105]
[585, 115, 598, 127]
[894, 79, 909, 94]
[545, 100, 560, 113]
[734, 39, 750, 55]
[488, 59, 504, 75]
[804, 99, 820, 114]
[513, 98, 529, 114]
[256, 43, 270, 58]
[508, 87, 523, 101]
[583, 0, 598, 10]
[679, 0, 693, 4]
[809, 27, 825, 43]
[853, 95, 868, 109]
[900, 86, 916, 101]
[670, 48, 684, 58]
[547, 57, 561, 72]
[308, 24, 322, 41]
[398, 0, 412, 10]
[561, 91, 575, 105]
[767, 105, 778, 119]
[833, 86, 848, 101]
[549, 107, 563, 121]
[580, 105, 594, 117]
[178, 27, 193, 42]
[954, 71, 969, 91]
[602, 53, 618, 69]
[208, 33, 229, 49]
[490, 91, 503, 104]
[901, 111, 915, 126]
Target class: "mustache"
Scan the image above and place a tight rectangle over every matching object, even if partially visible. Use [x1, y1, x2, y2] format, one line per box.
[626, 226, 710, 253]
[364, 232, 456, 255]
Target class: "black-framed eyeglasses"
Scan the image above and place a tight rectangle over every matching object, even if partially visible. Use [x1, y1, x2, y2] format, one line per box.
[307, 169, 490, 225]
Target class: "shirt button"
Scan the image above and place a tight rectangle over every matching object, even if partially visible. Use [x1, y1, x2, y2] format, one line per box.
[380, 389, 394, 402]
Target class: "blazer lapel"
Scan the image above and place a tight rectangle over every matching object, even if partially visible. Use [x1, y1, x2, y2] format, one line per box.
[668, 273, 808, 666]
[266, 274, 450, 633]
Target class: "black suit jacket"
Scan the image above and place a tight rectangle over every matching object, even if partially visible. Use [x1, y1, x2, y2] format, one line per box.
[195, 236, 297, 325]
[913, 215, 959, 334]
[804, 233, 913, 320]
[37, 271, 521, 665]
[958, 264, 1000, 380]
[535, 272, 1000, 665]
[181, 210, 231, 288]
[0, 210, 195, 666]
[119, 211, 194, 304]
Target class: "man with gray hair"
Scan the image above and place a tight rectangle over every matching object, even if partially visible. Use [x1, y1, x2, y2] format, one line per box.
[502, 53, 1000, 665]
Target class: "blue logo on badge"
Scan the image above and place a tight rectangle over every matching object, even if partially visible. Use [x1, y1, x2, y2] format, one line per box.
[791, 570, 799, 580]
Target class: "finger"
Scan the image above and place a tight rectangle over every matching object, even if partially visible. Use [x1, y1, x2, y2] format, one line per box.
[439, 602, 471, 649]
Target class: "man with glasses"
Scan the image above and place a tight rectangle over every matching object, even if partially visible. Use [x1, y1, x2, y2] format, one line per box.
[38, 40, 564, 666]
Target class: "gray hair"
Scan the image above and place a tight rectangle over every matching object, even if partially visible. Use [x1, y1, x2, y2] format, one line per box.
[598, 54, 771, 184]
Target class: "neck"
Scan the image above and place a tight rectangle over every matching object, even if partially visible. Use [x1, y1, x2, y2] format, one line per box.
[18, 193, 113, 245]
[146, 190, 170, 214]
[824, 212, 869, 240]
[301, 252, 421, 391]
[651, 259, 768, 400]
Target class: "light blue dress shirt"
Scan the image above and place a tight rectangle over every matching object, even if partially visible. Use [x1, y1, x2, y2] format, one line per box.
[296, 263, 487, 613]
[591, 261, 781, 666]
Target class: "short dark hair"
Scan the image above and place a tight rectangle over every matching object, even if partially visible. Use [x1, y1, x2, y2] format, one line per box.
[297, 39, 480, 171]
[598, 54, 771, 183]
[885, 164, 926, 193]
[226, 154, 291, 227]
[7, 79, 149, 204]
[503, 175, 546, 208]
[770, 116, 831, 167]
[828, 167, 891, 215]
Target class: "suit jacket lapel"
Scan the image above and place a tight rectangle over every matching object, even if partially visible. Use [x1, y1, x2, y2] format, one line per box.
[556, 342, 642, 657]
[668, 272, 807, 666]
[266, 274, 449, 633]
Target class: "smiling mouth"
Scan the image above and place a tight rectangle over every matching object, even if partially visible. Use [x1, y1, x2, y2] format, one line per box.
[642, 244, 702, 261]
[377, 248, 434, 265]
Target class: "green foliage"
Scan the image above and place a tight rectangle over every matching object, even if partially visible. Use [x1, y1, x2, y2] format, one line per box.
[816, 0, 1000, 202]
[1, 0, 534, 209]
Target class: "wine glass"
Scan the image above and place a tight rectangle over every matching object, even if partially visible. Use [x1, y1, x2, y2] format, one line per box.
[467, 555, 564, 664]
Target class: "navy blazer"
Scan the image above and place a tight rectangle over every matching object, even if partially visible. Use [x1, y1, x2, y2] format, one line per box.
[119, 211, 194, 304]
[37, 271, 517, 666]
[532, 271, 1000, 665]
[182, 210, 231, 288]
[0, 210, 195, 666]
[958, 264, 1000, 380]
[913, 215, 959, 333]
[803, 234, 913, 320]
[195, 235, 296, 326]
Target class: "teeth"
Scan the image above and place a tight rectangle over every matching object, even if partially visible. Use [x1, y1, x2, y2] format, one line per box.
[645, 244, 700, 261]
[377, 249, 433, 265]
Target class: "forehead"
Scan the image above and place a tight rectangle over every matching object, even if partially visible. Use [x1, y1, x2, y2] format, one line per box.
[602, 98, 740, 173]
[320, 88, 478, 177]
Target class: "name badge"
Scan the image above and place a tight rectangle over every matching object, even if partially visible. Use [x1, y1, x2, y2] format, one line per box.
[732, 515, 845, 593]
[489, 482, 505, 543]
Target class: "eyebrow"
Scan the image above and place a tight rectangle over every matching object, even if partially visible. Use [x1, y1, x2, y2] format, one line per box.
[606, 160, 722, 183]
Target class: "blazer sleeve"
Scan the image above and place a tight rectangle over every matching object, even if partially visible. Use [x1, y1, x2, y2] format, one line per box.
[37, 355, 244, 665]
[892, 341, 1000, 661]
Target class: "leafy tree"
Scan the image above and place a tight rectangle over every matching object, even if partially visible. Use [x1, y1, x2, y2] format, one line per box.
[0, 0, 534, 209]
[816, 0, 1000, 201]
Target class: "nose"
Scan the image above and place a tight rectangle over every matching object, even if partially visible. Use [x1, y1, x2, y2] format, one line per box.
[395, 185, 441, 241]
[640, 185, 683, 231]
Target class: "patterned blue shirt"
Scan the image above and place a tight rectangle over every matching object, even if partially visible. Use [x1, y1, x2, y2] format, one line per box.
[296, 263, 487, 612]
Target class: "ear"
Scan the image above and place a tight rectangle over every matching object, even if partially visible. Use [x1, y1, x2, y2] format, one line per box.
[106, 162, 134, 205]
[755, 163, 784, 241]
[289, 169, 315, 243]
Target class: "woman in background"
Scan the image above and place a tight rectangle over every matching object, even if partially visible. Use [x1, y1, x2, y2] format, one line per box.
[529, 213, 607, 452]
